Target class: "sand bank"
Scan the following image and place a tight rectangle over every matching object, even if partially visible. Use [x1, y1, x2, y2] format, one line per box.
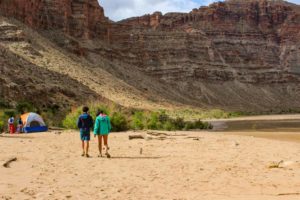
[1, 130, 300, 200]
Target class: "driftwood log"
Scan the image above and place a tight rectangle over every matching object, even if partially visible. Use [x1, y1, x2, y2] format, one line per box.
[129, 132, 187, 141]
[278, 193, 300, 196]
[146, 131, 169, 137]
[129, 135, 145, 140]
[3, 157, 17, 168]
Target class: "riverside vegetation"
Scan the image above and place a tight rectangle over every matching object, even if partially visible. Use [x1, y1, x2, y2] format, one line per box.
[62, 104, 213, 132]
[2, 99, 300, 133]
[0, 100, 213, 132]
[3, 98, 300, 133]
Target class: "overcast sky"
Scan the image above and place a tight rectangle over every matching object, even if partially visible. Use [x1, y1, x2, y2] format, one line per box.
[100, 0, 300, 21]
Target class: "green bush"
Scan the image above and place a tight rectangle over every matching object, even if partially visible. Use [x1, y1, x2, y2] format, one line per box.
[130, 111, 145, 130]
[146, 112, 161, 130]
[184, 122, 194, 130]
[209, 109, 229, 119]
[163, 121, 175, 131]
[0, 120, 3, 132]
[110, 112, 128, 132]
[158, 110, 169, 123]
[62, 108, 81, 129]
[173, 117, 185, 130]
[62, 104, 213, 132]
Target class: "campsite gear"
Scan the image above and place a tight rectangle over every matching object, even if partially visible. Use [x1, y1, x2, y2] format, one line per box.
[16, 118, 23, 133]
[21, 113, 48, 133]
[8, 117, 14, 124]
[18, 118, 22, 125]
[94, 115, 111, 135]
[16, 124, 23, 133]
[8, 117, 15, 134]
[9, 124, 15, 134]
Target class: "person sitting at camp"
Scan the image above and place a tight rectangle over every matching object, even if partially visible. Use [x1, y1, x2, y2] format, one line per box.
[94, 110, 112, 158]
[77, 106, 94, 158]
[16, 117, 23, 133]
[8, 116, 15, 134]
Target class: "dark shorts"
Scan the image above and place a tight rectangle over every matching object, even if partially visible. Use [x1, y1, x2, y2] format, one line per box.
[80, 130, 90, 141]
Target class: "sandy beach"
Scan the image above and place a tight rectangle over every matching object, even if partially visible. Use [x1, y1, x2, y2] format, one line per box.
[1, 130, 300, 200]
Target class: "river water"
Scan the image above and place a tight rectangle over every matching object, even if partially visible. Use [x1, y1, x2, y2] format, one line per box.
[211, 119, 300, 143]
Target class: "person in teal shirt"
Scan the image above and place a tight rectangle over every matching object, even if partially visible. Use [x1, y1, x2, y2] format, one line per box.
[94, 110, 111, 158]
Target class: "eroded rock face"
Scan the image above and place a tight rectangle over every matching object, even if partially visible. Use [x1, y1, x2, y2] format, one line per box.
[104, 0, 300, 110]
[0, 0, 109, 39]
[109, 0, 300, 82]
[0, 0, 300, 111]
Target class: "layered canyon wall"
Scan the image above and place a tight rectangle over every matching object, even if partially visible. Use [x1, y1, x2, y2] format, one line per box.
[0, 0, 300, 111]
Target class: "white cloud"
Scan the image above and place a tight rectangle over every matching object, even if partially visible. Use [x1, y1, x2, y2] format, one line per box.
[289, 0, 300, 4]
[99, 0, 300, 21]
[100, 0, 203, 21]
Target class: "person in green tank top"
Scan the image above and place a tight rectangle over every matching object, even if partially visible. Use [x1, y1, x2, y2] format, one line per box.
[94, 110, 112, 158]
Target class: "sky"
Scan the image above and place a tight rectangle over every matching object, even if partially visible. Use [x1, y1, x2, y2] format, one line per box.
[100, 0, 300, 21]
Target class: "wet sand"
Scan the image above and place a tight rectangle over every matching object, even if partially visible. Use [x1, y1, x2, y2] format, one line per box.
[1, 130, 300, 200]
[223, 131, 300, 143]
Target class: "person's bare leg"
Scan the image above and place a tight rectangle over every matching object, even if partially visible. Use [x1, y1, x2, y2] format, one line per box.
[97, 135, 102, 157]
[85, 141, 89, 157]
[81, 140, 85, 156]
[103, 135, 109, 154]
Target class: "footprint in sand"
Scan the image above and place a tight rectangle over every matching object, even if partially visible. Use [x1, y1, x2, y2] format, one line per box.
[1, 196, 12, 200]
[20, 188, 36, 197]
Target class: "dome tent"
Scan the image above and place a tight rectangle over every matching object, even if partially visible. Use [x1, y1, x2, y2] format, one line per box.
[21, 113, 48, 133]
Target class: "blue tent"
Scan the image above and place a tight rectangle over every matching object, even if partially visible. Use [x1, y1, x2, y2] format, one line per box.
[21, 112, 48, 133]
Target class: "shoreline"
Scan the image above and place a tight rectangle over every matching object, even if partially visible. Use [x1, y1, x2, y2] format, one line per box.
[206, 114, 300, 122]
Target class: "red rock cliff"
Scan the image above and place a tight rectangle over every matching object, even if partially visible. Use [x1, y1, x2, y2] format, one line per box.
[1, 0, 300, 111]
[104, 0, 300, 110]
[0, 0, 109, 39]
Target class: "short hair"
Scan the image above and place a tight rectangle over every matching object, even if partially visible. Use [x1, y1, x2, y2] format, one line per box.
[82, 106, 89, 113]
[99, 110, 104, 114]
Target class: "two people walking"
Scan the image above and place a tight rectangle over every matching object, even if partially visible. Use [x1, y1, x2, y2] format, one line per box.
[77, 106, 111, 158]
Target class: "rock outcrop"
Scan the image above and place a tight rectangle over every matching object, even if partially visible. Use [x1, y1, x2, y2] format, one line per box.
[0, 0, 300, 111]
[0, 0, 109, 39]
[105, 0, 300, 110]
[0, 18, 102, 111]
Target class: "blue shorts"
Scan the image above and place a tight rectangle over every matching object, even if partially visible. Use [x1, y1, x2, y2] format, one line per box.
[80, 130, 90, 141]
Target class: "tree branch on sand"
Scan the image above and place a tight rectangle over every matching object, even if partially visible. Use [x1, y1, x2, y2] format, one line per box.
[3, 157, 17, 168]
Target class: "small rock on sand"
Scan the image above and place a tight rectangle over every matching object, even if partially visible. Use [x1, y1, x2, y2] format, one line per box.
[233, 141, 239, 147]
